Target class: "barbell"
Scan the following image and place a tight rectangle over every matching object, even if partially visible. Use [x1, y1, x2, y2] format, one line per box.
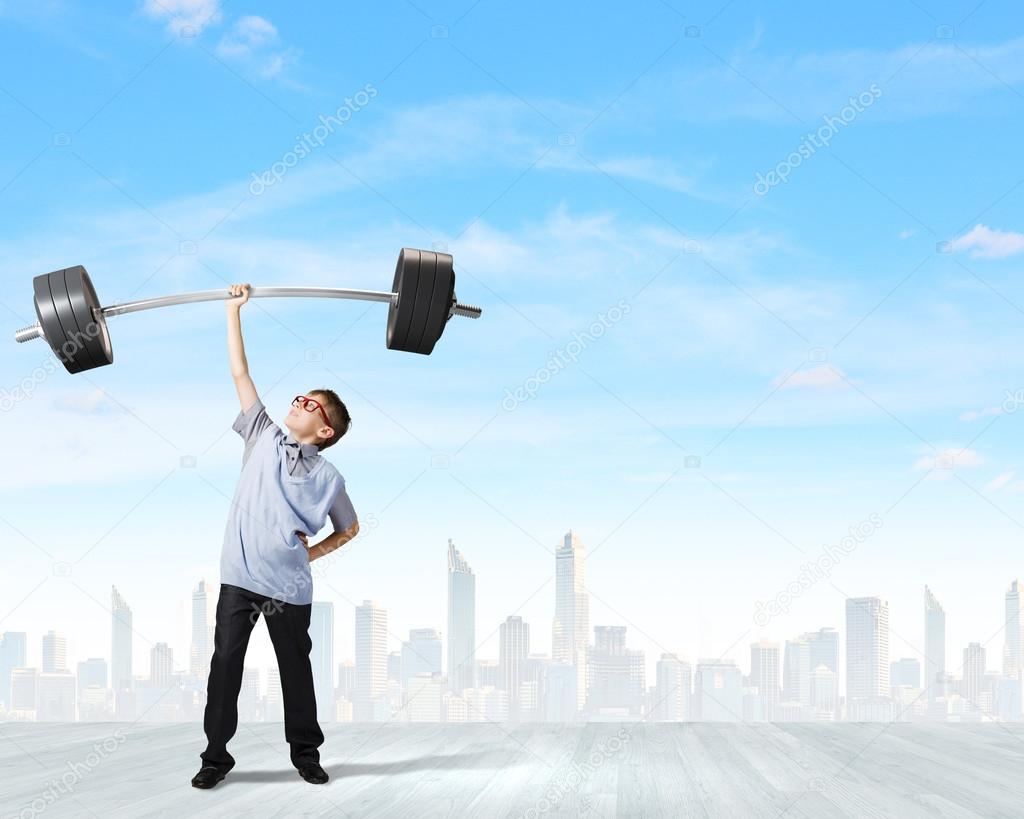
[13, 247, 482, 373]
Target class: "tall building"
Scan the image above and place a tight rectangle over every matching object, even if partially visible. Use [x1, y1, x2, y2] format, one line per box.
[111, 586, 133, 695]
[190, 580, 214, 677]
[42, 631, 67, 673]
[406, 674, 443, 722]
[890, 657, 921, 689]
[543, 662, 579, 721]
[1004, 580, 1024, 695]
[809, 665, 837, 716]
[355, 600, 388, 721]
[499, 616, 530, 720]
[336, 660, 356, 702]
[586, 626, 645, 718]
[782, 638, 811, 706]
[76, 658, 107, 697]
[924, 585, 946, 699]
[750, 640, 780, 720]
[311, 601, 335, 723]
[802, 628, 839, 716]
[0, 632, 28, 709]
[695, 659, 742, 721]
[149, 643, 174, 687]
[402, 629, 443, 692]
[846, 597, 889, 701]
[447, 540, 477, 693]
[963, 642, 986, 714]
[37, 673, 76, 721]
[553, 530, 589, 712]
[264, 667, 283, 721]
[10, 668, 38, 717]
[653, 654, 692, 721]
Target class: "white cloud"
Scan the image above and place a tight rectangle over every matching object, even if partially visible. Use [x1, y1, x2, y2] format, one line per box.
[215, 15, 276, 57]
[655, 36, 1024, 124]
[215, 15, 296, 78]
[899, 229, 915, 240]
[960, 405, 1003, 421]
[986, 470, 1015, 492]
[52, 388, 127, 415]
[142, 0, 221, 35]
[950, 224, 1024, 259]
[776, 364, 846, 390]
[914, 447, 984, 479]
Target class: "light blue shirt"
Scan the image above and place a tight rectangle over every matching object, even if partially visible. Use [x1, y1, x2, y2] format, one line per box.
[219, 399, 355, 605]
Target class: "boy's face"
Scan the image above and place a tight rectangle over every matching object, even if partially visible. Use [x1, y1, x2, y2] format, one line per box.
[285, 391, 334, 445]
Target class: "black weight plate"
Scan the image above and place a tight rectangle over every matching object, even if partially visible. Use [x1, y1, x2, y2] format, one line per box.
[33, 269, 82, 373]
[65, 266, 113, 369]
[51, 268, 99, 371]
[403, 250, 437, 354]
[386, 248, 422, 351]
[411, 251, 454, 355]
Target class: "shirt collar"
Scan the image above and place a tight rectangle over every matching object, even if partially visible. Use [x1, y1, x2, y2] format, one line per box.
[282, 434, 321, 460]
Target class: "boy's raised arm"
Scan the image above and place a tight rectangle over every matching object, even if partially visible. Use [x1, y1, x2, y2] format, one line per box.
[226, 283, 259, 413]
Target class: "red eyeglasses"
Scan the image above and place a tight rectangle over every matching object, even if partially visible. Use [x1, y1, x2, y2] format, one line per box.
[292, 395, 333, 430]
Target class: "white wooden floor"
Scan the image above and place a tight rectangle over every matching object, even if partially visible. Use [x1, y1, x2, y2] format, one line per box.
[2, 721, 1024, 818]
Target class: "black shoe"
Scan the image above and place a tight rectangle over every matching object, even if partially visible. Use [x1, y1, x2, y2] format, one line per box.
[297, 761, 329, 784]
[191, 765, 227, 789]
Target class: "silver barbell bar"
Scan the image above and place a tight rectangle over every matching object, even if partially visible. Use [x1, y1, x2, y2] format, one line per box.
[14, 285, 482, 344]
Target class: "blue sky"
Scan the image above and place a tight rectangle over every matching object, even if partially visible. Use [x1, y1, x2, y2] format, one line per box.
[2, 0, 1024, 690]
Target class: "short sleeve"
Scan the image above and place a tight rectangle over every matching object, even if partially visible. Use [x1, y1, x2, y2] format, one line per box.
[232, 399, 278, 465]
[328, 481, 359, 535]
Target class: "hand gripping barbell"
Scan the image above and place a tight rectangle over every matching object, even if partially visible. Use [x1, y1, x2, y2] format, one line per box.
[13, 248, 482, 373]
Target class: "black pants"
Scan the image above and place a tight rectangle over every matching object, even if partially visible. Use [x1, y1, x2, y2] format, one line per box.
[201, 583, 323, 773]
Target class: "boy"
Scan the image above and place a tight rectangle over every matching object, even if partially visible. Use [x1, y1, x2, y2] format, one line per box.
[191, 283, 360, 789]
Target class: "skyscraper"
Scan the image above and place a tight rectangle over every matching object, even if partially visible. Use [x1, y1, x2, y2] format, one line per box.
[890, 657, 921, 689]
[447, 540, 477, 693]
[653, 654, 692, 721]
[750, 640, 780, 720]
[76, 658, 107, 698]
[695, 659, 742, 721]
[846, 597, 889, 702]
[924, 585, 946, 699]
[802, 627, 839, 717]
[0, 632, 27, 709]
[499, 616, 530, 720]
[402, 629, 443, 691]
[190, 580, 214, 677]
[782, 638, 811, 706]
[355, 600, 387, 721]
[1004, 580, 1023, 694]
[150, 642, 174, 687]
[111, 586, 133, 694]
[311, 601, 335, 723]
[587, 626, 645, 717]
[42, 631, 67, 674]
[963, 642, 986, 714]
[553, 530, 589, 712]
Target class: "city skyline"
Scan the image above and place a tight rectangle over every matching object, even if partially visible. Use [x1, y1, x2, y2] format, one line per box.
[2, 531, 1022, 723]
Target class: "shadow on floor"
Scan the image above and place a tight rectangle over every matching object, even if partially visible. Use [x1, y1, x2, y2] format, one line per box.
[222, 752, 517, 784]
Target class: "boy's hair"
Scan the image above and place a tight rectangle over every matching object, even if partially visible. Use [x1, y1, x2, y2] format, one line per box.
[309, 388, 351, 450]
